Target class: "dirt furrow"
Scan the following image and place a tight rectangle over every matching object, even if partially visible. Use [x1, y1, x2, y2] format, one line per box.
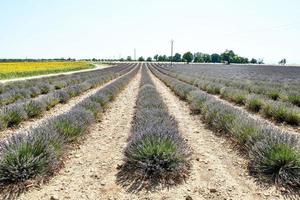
[147, 70, 284, 200]
[18, 69, 141, 200]
[0, 68, 134, 141]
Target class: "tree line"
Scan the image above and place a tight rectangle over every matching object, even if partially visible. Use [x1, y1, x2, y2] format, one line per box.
[151, 50, 264, 64]
[119, 50, 265, 64]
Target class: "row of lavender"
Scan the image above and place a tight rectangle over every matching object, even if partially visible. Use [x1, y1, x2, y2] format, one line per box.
[156, 64, 300, 126]
[160, 64, 300, 107]
[149, 65, 300, 191]
[117, 66, 190, 191]
[0, 63, 132, 107]
[0, 66, 139, 193]
[0, 65, 134, 131]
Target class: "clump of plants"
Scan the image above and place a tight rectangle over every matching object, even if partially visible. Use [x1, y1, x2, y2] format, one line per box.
[65, 85, 82, 97]
[267, 89, 281, 100]
[24, 100, 46, 118]
[249, 130, 300, 188]
[42, 96, 60, 110]
[29, 87, 41, 98]
[246, 94, 265, 112]
[53, 90, 70, 104]
[287, 92, 300, 107]
[39, 83, 52, 94]
[76, 99, 102, 118]
[0, 133, 58, 183]
[262, 101, 300, 125]
[0, 104, 27, 128]
[53, 110, 94, 142]
[230, 117, 262, 148]
[187, 90, 208, 114]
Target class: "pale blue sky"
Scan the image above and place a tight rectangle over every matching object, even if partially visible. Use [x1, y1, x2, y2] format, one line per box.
[1, 0, 299, 64]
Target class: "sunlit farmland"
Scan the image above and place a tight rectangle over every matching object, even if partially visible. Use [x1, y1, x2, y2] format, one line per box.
[0, 61, 94, 80]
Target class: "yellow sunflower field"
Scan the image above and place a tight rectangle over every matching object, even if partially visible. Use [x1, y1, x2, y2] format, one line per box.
[0, 61, 94, 80]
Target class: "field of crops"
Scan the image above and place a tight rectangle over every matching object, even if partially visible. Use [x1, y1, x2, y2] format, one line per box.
[0, 61, 94, 80]
[0, 63, 299, 200]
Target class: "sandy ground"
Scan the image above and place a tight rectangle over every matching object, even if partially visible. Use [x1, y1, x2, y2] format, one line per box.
[16, 68, 287, 200]
[0, 64, 111, 83]
[0, 67, 133, 141]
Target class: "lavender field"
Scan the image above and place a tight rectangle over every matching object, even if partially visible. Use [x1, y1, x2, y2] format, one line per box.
[0, 63, 298, 200]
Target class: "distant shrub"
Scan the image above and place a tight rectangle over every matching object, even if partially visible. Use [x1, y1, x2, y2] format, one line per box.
[53, 81, 67, 90]
[66, 85, 82, 97]
[43, 96, 60, 110]
[288, 93, 300, 107]
[187, 90, 209, 114]
[267, 90, 281, 100]
[39, 83, 52, 94]
[80, 82, 93, 91]
[18, 88, 31, 99]
[284, 110, 300, 126]
[206, 83, 222, 94]
[53, 90, 70, 104]
[220, 88, 248, 105]
[246, 95, 265, 112]
[24, 100, 46, 118]
[0, 84, 4, 94]
[0, 104, 27, 128]
[262, 101, 300, 125]
[29, 87, 41, 98]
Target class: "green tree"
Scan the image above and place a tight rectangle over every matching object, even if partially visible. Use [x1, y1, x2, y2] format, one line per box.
[211, 53, 221, 63]
[203, 54, 211, 62]
[257, 58, 264, 64]
[126, 56, 132, 61]
[182, 52, 193, 64]
[154, 54, 159, 61]
[194, 52, 204, 63]
[146, 57, 152, 62]
[250, 58, 257, 64]
[221, 50, 235, 64]
[158, 55, 164, 61]
[138, 56, 145, 61]
[279, 58, 287, 65]
[173, 53, 182, 62]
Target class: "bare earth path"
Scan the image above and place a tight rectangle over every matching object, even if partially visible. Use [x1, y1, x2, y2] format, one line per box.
[18, 69, 141, 200]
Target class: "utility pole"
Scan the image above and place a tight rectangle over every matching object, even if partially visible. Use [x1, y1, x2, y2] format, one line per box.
[134, 48, 136, 61]
[170, 39, 174, 66]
